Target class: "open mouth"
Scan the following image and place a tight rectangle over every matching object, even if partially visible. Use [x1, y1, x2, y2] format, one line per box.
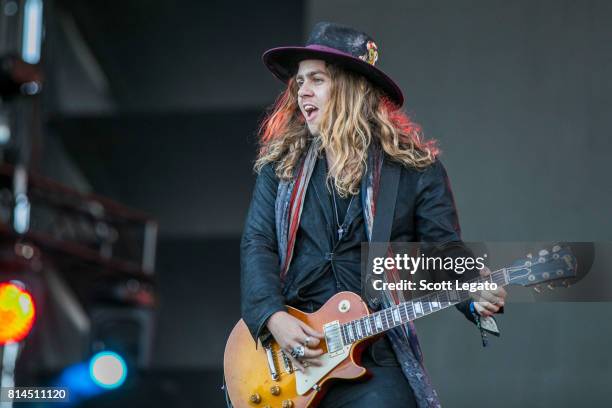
[303, 104, 318, 121]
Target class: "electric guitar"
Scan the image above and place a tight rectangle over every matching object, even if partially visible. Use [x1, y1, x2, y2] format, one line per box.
[224, 245, 577, 408]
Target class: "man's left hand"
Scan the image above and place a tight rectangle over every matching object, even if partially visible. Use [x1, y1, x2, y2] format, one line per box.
[472, 266, 507, 318]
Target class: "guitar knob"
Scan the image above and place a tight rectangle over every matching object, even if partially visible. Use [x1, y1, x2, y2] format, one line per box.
[270, 385, 281, 396]
[282, 400, 294, 408]
[249, 393, 261, 404]
[563, 280, 571, 288]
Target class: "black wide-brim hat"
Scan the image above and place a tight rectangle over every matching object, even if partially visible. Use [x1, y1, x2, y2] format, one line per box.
[263, 22, 404, 107]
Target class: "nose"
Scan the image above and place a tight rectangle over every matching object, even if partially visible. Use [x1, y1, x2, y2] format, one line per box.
[298, 81, 313, 98]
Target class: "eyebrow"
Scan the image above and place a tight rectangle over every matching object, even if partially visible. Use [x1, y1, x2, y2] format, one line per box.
[296, 70, 328, 80]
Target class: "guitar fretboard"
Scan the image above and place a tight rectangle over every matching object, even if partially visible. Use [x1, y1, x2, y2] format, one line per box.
[339, 269, 509, 344]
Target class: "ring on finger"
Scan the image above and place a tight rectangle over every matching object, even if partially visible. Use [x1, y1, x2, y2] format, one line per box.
[291, 345, 305, 358]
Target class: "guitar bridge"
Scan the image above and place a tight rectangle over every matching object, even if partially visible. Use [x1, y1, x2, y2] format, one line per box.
[263, 344, 280, 381]
[323, 320, 344, 355]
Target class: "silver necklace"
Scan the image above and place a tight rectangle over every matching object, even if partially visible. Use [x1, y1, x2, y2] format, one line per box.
[331, 186, 355, 240]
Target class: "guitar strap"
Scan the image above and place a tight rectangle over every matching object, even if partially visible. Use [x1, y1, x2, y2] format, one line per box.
[362, 160, 401, 309]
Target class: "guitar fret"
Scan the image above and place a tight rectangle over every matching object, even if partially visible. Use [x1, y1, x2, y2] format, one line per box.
[406, 302, 415, 320]
[422, 299, 431, 314]
[399, 304, 408, 322]
[347, 324, 354, 342]
[441, 291, 451, 307]
[492, 270, 507, 285]
[431, 294, 440, 310]
[393, 307, 401, 324]
[414, 301, 423, 315]
[353, 321, 361, 340]
[375, 313, 383, 330]
[385, 309, 392, 328]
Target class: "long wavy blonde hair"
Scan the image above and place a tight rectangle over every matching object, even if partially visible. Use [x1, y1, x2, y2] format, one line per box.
[255, 62, 439, 197]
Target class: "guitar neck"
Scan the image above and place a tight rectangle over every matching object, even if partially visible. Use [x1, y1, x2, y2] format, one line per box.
[339, 268, 510, 344]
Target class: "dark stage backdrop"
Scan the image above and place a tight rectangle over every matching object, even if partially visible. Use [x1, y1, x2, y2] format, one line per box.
[307, 1, 612, 407]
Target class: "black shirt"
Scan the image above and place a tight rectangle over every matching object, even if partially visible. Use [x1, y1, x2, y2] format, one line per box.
[286, 154, 366, 312]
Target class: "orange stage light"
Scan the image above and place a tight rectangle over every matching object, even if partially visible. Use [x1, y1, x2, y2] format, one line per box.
[0, 282, 36, 345]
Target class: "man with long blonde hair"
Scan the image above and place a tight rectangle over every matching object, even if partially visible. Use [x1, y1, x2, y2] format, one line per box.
[240, 22, 506, 407]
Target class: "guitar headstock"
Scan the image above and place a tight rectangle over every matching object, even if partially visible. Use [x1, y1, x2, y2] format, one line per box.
[507, 244, 577, 291]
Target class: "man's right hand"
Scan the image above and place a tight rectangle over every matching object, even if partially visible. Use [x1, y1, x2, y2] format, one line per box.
[266, 311, 325, 371]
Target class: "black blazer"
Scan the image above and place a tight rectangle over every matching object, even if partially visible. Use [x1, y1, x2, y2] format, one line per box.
[240, 157, 476, 342]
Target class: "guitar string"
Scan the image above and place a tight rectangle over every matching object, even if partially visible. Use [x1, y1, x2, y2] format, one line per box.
[268, 257, 568, 355]
[338, 258, 561, 337]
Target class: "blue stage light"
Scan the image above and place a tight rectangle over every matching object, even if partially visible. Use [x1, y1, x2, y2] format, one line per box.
[57, 362, 102, 400]
[22, 0, 44, 64]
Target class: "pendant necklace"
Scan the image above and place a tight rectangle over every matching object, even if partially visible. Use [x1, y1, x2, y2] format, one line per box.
[331, 186, 355, 241]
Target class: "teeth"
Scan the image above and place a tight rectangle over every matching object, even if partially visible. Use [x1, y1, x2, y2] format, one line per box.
[304, 105, 316, 113]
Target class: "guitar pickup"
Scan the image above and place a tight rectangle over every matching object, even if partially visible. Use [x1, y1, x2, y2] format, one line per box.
[323, 320, 344, 354]
[280, 350, 293, 373]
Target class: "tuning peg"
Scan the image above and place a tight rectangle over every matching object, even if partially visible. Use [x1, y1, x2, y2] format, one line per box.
[533, 285, 541, 293]
[547, 283, 555, 290]
[562, 280, 571, 288]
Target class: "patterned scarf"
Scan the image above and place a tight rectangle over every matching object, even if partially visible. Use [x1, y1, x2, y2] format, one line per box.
[275, 140, 442, 408]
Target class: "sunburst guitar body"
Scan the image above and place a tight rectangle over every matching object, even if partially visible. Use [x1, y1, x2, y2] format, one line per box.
[224, 292, 375, 408]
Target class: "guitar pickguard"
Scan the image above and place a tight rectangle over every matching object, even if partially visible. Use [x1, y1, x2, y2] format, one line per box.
[295, 345, 351, 395]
